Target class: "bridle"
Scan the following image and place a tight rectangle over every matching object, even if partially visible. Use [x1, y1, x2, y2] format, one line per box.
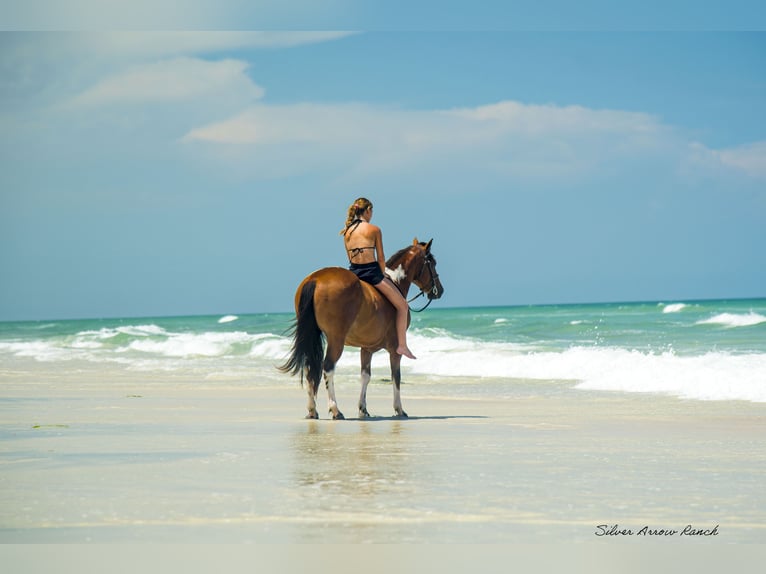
[407, 253, 440, 313]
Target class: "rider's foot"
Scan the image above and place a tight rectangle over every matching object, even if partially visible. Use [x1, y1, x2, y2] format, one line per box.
[397, 346, 416, 360]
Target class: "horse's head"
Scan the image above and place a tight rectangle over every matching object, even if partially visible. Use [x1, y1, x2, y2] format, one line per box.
[412, 238, 444, 301]
[386, 238, 444, 302]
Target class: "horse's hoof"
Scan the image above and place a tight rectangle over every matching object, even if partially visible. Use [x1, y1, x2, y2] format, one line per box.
[395, 410, 408, 418]
[332, 411, 345, 420]
[359, 408, 370, 418]
[305, 411, 318, 419]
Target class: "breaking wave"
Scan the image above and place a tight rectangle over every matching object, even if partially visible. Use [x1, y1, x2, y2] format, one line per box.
[661, 303, 687, 314]
[0, 323, 291, 365]
[404, 331, 766, 402]
[2, 304, 765, 403]
[696, 312, 766, 328]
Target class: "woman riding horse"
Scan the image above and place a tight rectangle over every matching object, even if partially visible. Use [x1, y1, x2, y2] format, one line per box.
[279, 200, 443, 419]
[341, 197, 416, 360]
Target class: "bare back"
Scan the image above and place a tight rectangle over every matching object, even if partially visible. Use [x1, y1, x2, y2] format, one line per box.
[344, 220, 385, 267]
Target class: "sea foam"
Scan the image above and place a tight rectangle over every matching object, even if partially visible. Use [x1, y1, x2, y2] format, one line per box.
[405, 331, 766, 403]
[127, 332, 247, 358]
[3, 312, 765, 403]
[696, 312, 766, 328]
[662, 303, 687, 313]
[0, 324, 290, 364]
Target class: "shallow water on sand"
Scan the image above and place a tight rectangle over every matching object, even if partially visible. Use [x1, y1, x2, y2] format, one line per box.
[1, 359, 765, 543]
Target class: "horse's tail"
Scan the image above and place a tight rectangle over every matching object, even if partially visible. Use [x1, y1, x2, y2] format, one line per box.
[278, 279, 324, 392]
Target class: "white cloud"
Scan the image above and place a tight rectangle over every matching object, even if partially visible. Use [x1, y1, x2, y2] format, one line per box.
[181, 99, 766, 184]
[714, 141, 766, 179]
[1, 1, 357, 30]
[185, 100, 667, 146]
[1, 31, 354, 72]
[81, 31, 357, 60]
[180, 99, 680, 183]
[184, 103, 404, 145]
[686, 140, 766, 180]
[68, 57, 264, 107]
[447, 101, 664, 136]
[1, 31, 352, 116]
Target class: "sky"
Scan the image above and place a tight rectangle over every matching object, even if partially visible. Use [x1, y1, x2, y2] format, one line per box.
[1, 7, 765, 321]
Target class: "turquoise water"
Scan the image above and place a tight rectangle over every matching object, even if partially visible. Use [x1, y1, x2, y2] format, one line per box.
[1, 298, 765, 402]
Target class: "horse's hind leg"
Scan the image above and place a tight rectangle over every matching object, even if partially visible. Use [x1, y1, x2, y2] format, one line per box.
[323, 338, 345, 420]
[358, 349, 372, 418]
[305, 370, 319, 419]
[390, 352, 408, 417]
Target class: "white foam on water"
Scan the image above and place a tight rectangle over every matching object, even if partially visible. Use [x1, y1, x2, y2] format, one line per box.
[127, 331, 267, 358]
[570, 348, 766, 402]
[4, 318, 765, 402]
[249, 336, 293, 360]
[0, 340, 74, 362]
[696, 312, 766, 328]
[75, 325, 169, 341]
[405, 331, 766, 403]
[0, 324, 289, 364]
[662, 303, 687, 314]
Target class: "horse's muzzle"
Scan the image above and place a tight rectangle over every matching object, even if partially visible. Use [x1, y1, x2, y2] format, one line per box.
[429, 283, 444, 300]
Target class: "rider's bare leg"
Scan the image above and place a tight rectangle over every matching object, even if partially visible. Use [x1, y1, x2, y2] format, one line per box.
[374, 278, 416, 359]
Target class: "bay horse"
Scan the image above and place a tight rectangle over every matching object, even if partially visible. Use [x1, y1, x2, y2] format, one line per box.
[279, 238, 444, 419]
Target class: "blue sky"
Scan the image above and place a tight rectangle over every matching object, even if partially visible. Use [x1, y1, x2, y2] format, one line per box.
[1, 24, 765, 320]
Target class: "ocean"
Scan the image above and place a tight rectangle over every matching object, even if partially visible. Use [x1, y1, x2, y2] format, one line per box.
[2, 298, 765, 403]
[3, 299, 766, 545]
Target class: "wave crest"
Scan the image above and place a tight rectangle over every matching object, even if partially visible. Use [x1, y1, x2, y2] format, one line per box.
[696, 312, 766, 328]
[405, 331, 766, 402]
[0, 324, 290, 363]
[3, 313, 765, 403]
[662, 303, 687, 314]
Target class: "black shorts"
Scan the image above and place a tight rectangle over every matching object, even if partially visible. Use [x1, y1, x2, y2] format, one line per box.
[349, 262, 385, 286]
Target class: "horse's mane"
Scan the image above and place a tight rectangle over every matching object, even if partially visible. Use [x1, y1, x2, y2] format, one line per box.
[386, 244, 421, 268]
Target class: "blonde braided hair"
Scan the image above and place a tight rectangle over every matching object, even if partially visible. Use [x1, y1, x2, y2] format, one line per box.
[339, 197, 373, 235]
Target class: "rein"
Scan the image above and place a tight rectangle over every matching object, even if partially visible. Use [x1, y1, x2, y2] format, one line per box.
[407, 290, 433, 313]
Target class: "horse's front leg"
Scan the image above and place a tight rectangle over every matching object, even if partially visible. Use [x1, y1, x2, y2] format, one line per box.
[389, 352, 408, 418]
[358, 349, 373, 418]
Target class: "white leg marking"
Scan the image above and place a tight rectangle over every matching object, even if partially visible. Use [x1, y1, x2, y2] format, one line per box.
[359, 370, 371, 415]
[393, 383, 403, 415]
[325, 369, 340, 417]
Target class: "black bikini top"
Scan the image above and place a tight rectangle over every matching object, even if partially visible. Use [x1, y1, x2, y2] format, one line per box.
[345, 219, 376, 261]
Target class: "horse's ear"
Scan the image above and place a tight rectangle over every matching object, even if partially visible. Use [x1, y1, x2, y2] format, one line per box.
[425, 239, 433, 252]
[412, 237, 419, 245]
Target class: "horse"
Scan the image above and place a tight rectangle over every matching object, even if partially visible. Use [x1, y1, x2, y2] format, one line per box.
[279, 238, 444, 419]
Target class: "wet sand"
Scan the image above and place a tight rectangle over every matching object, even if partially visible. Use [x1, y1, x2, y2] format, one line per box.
[1, 359, 765, 544]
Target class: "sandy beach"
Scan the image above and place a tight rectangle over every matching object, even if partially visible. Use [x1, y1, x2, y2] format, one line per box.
[1, 355, 764, 545]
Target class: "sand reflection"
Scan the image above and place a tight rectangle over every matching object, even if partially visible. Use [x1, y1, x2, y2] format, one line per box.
[290, 420, 413, 503]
